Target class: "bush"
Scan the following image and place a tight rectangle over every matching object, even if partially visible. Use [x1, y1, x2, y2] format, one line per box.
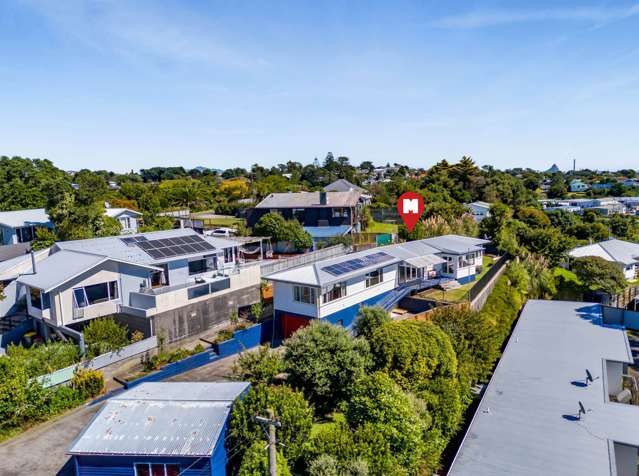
[238, 439, 292, 476]
[253, 212, 312, 250]
[353, 306, 391, 342]
[369, 320, 462, 441]
[572, 255, 627, 295]
[71, 369, 104, 398]
[44, 385, 83, 415]
[308, 454, 340, 476]
[250, 302, 263, 321]
[130, 330, 145, 343]
[232, 345, 283, 385]
[283, 322, 371, 414]
[0, 357, 46, 430]
[213, 329, 234, 344]
[83, 318, 129, 358]
[227, 384, 313, 467]
[505, 260, 530, 293]
[7, 342, 81, 377]
[346, 372, 430, 473]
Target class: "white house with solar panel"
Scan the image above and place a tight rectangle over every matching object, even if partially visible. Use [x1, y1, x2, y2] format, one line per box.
[17, 228, 261, 342]
[264, 234, 489, 338]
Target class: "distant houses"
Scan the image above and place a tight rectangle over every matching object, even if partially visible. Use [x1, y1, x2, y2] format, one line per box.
[569, 179, 589, 192]
[465, 201, 492, 222]
[569, 238, 639, 280]
[68, 382, 250, 476]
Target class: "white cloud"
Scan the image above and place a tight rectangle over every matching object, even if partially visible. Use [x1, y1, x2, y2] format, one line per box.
[433, 4, 639, 29]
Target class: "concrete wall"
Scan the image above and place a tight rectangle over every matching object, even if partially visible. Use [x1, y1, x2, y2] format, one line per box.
[152, 284, 260, 343]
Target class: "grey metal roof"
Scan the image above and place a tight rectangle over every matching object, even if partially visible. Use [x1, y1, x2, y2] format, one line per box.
[0, 242, 31, 263]
[323, 179, 365, 194]
[449, 300, 637, 476]
[265, 234, 485, 287]
[569, 239, 639, 265]
[255, 190, 360, 208]
[0, 208, 51, 228]
[68, 382, 250, 457]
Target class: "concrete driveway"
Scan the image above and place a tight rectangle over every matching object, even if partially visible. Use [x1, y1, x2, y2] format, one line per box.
[0, 352, 243, 475]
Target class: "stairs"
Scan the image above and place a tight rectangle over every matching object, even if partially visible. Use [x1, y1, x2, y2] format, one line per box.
[378, 277, 454, 311]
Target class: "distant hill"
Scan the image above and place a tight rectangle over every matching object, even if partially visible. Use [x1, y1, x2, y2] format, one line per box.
[545, 164, 561, 173]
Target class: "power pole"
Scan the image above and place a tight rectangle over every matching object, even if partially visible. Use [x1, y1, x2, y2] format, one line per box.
[255, 409, 281, 476]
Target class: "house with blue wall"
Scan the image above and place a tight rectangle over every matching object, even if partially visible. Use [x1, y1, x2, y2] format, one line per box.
[68, 381, 250, 476]
[265, 234, 489, 338]
[0, 208, 53, 245]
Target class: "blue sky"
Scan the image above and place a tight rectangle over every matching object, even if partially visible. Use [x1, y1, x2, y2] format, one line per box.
[1, 1, 638, 172]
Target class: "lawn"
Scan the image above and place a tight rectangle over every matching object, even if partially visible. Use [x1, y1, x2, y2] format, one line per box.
[193, 214, 245, 227]
[418, 256, 494, 303]
[365, 220, 398, 234]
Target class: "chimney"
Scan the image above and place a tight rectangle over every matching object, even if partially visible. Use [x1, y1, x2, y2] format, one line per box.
[319, 191, 327, 205]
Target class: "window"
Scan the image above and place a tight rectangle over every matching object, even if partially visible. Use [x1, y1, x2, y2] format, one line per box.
[365, 269, 383, 287]
[30, 287, 43, 310]
[16, 225, 35, 243]
[293, 285, 317, 304]
[121, 217, 131, 229]
[224, 247, 234, 263]
[322, 282, 346, 303]
[445, 256, 454, 274]
[134, 463, 180, 476]
[293, 208, 305, 221]
[73, 281, 119, 308]
[332, 208, 349, 218]
[188, 259, 208, 275]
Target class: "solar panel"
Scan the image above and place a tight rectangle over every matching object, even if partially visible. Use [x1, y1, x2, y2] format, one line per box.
[135, 235, 216, 260]
[322, 251, 393, 276]
[120, 235, 149, 247]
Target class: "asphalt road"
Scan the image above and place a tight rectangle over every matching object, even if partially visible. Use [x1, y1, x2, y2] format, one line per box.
[0, 352, 242, 475]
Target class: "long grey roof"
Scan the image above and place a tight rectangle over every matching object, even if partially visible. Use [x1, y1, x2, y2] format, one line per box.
[449, 300, 637, 476]
[264, 234, 487, 286]
[255, 190, 361, 208]
[569, 239, 639, 265]
[0, 208, 51, 228]
[68, 382, 250, 457]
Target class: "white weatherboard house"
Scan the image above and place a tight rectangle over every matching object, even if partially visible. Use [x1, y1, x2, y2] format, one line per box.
[569, 238, 639, 280]
[265, 235, 489, 338]
[0, 208, 53, 245]
[17, 228, 261, 342]
[465, 201, 492, 222]
[104, 207, 143, 234]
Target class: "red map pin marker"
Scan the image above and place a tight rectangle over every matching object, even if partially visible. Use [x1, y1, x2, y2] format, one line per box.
[397, 192, 424, 232]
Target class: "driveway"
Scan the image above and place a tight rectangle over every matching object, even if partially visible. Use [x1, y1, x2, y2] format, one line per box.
[0, 352, 243, 475]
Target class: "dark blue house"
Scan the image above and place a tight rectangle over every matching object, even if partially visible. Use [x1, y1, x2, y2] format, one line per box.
[68, 381, 250, 476]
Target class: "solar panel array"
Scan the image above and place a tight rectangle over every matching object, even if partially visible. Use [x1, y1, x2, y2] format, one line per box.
[135, 235, 216, 260]
[120, 236, 149, 247]
[322, 251, 394, 276]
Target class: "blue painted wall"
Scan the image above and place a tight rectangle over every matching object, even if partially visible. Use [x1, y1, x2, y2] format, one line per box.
[273, 289, 393, 338]
[74, 455, 212, 476]
[457, 274, 476, 285]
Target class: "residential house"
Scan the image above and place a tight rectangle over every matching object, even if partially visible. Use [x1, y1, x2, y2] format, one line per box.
[16, 228, 261, 342]
[623, 178, 639, 188]
[465, 201, 492, 222]
[569, 179, 589, 192]
[264, 235, 489, 338]
[247, 190, 364, 244]
[68, 381, 250, 476]
[104, 207, 143, 234]
[449, 300, 639, 476]
[592, 182, 614, 190]
[324, 178, 371, 205]
[569, 238, 639, 279]
[0, 208, 52, 245]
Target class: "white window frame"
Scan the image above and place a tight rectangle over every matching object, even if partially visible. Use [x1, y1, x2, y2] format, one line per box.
[72, 280, 119, 309]
[365, 269, 383, 288]
[322, 282, 347, 303]
[332, 207, 349, 218]
[293, 285, 317, 304]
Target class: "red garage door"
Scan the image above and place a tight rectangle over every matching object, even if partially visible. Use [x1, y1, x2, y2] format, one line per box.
[281, 314, 311, 338]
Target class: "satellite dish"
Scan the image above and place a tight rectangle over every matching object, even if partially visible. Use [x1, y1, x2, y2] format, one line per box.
[586, 369, 593, 383]
[578, 401, 586, 419]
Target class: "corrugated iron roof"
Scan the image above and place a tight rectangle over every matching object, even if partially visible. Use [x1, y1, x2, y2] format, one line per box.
[68, 382, 250, 457]
[255, 190, 361, 208]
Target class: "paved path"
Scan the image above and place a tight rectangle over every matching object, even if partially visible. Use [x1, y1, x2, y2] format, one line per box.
[0, 352, 243, 475]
